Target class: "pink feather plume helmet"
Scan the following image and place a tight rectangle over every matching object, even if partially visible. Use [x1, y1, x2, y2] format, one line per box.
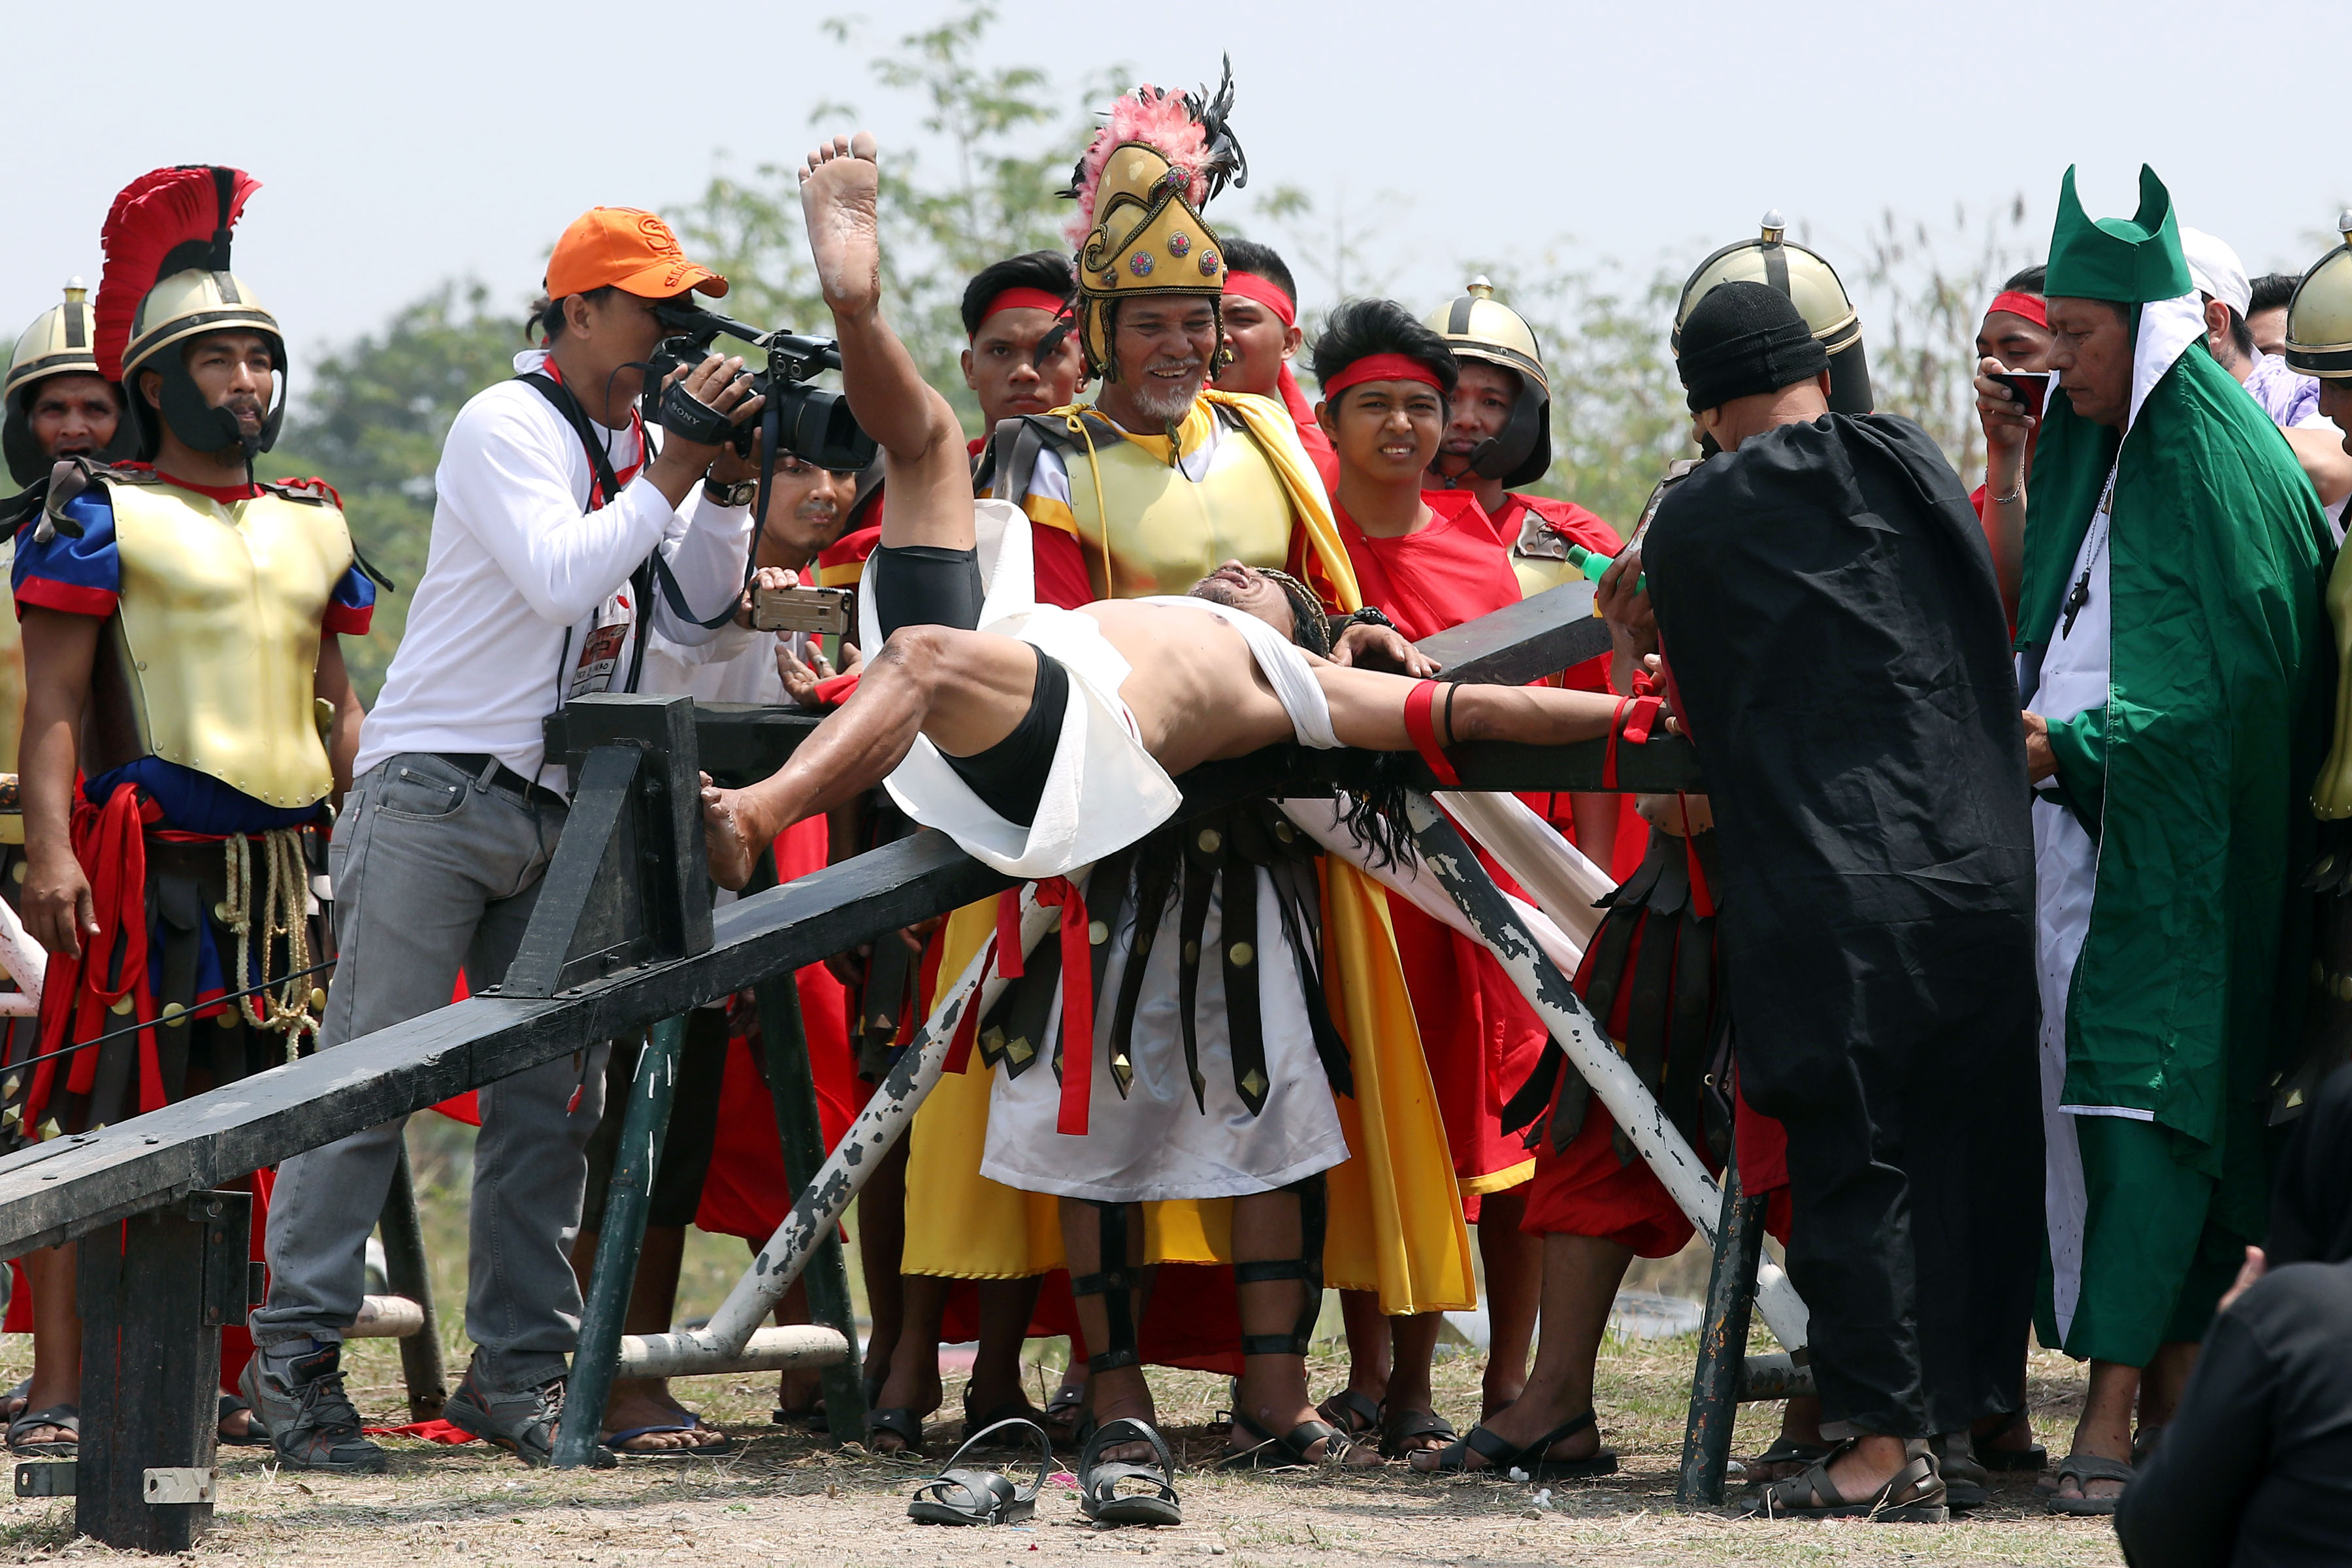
[1060, 57, 1247, 380]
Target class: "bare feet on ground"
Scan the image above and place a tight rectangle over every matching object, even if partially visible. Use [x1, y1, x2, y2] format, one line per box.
[798, 134, 883, 320]
[701, 775, 764, 890]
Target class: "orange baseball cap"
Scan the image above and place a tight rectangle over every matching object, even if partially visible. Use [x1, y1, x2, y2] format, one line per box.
[544, 206, 728, 301]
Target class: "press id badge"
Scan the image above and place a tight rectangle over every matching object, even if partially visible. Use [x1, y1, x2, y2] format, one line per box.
[567, 591, 633, 700]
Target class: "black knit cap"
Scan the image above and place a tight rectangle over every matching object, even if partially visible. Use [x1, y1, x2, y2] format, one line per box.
[1676, 280, 1830, 414]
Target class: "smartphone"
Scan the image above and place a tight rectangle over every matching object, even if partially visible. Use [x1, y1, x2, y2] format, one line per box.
[751, 585, 853, 636]
[1992, 370, 2051, 417]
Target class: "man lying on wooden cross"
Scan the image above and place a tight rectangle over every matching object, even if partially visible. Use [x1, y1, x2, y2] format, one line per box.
[700, 133, 1647, 1523]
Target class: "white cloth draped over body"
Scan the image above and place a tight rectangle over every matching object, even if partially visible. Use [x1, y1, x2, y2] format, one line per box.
[862, 500, 1613, 1201]
[2027, 289, 2206, 1343]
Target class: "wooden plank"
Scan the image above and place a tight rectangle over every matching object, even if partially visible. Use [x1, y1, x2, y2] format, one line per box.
[1419, 580, 1610, 683]
[77, 1201, 218, 1550]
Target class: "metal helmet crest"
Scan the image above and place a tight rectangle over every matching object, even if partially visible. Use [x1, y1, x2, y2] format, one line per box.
[2284, 210, 2352, 382]
[1673, 211, 1872, 414]
[4, 280, 131, 486]
[1425, 278, 1551, 487]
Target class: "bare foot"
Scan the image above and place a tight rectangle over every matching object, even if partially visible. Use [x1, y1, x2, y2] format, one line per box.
[798, 133, 882, 319]
[701, 775, 766, 890]
[1233, 1377, 1384, 1468]
[1086, 1368, 1164, 1466]
[602, 1379, 727, 1453]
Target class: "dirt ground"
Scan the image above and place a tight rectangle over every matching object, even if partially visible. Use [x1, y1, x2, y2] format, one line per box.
[0, 1332, 2122, 1568]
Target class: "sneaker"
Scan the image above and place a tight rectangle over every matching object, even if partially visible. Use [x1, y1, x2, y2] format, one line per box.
[240, 1343, 387, 1474]
[443, 1364, 613, 1469]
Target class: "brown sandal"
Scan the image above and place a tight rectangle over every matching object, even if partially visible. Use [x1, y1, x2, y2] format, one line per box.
[1746, 1439, 1947, 1522]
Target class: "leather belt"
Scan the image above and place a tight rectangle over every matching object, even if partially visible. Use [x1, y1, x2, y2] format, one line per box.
[432, 753, 566, 809]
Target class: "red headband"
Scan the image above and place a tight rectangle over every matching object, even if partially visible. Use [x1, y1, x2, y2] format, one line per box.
[973, 286, 1069, 337]
[1222, 270, 1297, 328]
[1985, 290, 2049, 330]
[1321, 353, 1443, 400]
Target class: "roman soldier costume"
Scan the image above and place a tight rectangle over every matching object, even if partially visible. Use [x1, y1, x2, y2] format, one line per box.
[3, 166, 373, 1141]
[1674, 210, 1874, 415]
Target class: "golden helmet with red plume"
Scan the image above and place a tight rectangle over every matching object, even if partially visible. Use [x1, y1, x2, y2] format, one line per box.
[94, 165, 286, 459]
[1061, 59, 1247, 380]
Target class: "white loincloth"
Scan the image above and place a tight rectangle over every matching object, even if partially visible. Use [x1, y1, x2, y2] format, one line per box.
[979, 858, 1348, 1202]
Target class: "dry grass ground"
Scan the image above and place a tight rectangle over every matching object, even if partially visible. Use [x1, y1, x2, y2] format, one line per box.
[0, 1332, 2119, 1567]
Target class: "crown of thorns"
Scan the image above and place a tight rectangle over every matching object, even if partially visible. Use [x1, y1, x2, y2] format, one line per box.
[1259, 567, 1333, 656]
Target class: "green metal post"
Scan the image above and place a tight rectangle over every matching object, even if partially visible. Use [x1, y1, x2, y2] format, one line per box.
[1676, 1160, 1767, 1506]
[552, 1017, 684, 1467]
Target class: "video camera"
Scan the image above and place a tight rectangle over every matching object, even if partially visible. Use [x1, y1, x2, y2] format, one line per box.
[646, 301, 877, 474]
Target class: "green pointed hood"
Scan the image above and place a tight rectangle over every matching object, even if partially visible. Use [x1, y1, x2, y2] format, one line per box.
[2046, 164, 2193, 305]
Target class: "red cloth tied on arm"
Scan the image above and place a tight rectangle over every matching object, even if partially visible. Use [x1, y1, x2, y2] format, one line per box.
[1032, 877, 1098, 1135]
[1402, 680, 1462, 787]
[1985, 289, 2048, 329]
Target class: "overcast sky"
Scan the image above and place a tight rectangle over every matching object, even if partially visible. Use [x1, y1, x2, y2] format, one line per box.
[11, 0, 2349, 372]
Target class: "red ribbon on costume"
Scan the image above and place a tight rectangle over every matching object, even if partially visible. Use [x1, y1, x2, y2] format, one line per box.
[1601, 670, 1665, 792]
[1985, 289, 2048, 329]
[974, 287, 1070, 335]
[27, 783, 161, 1128]
[1032, 877, 1098, 1136]
[1678, 792, 1717, 919]
[1320, 353, 1444, 400]
[1402, 680, 1462, 787]
[942, 949, 987, 1075]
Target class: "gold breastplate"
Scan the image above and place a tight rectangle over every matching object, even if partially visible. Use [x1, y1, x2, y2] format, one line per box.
[97, 480, 351, 809]
[1066, 417, 1296, 598]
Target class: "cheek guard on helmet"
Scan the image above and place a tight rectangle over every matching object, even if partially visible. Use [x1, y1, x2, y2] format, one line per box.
[1426, 279, 1552, 488]
[5, 283, 133, 487]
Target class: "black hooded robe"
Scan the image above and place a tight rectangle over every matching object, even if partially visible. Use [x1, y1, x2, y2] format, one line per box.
[1643, 412, 2041, 1439]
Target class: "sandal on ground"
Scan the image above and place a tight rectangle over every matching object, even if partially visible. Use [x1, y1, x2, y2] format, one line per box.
[962, 1389, 1048, 1445]
[1925, 1433, 1989, 1512]
[1380, 1407, 1459, 1460]
[1315, 1388, 1381, 1440]
[3, 1377, 29, 1422]
[1746, 1439, 1946, 1522]
[1418, 1411, 1616, 1480]
[1972, 1407, 2046, 1472]
[1077, 1417, 1182, 1526]
[772, 1400, 826, 1433]
[1220, 1409, 1352, 1471]
[865, 1407, 926, 1456]
[1739, 1436, 1831, 1485]
[909, 1418, 1052, 1526]
[1043, 1385, 1085, 1431]
[604, 1414, 734, 1457]
[7, 1403, 78, 1458]
[218, 1393, 269, 1447]
[2047, 1452, 2134, 1516]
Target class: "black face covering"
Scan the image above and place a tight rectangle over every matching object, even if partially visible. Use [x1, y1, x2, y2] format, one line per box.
[1677, 280, 1830, 415]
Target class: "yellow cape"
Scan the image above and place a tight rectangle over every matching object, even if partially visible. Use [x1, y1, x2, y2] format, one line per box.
[896, 393, 1473, 1315]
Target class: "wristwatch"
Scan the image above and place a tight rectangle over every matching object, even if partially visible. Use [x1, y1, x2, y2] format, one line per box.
[706, 479, 758, 508]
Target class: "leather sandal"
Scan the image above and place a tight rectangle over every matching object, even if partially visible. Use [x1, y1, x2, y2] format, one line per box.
[865, 1407, 926, 1456]
[1740, 1435, 1831, 1484]
[1078, 1416, 1183, 1526]
[1379, 1407, 1459, 1460]
[1315, 1388, 1380, 1440]
[1418, 1410, 1616, 1480]
[2047, 1452, 2134, 1516]
[1746, 1438, 1947, 1522]
[1971, 1407, 2046, 1472]
[909, 1418, 1052, 1526]
[1220, 1409, 1353, 1471]
[5, 1403, 76, 1458]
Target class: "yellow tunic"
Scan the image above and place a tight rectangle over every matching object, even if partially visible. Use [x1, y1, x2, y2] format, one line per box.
[900, 392, 1474, 1314]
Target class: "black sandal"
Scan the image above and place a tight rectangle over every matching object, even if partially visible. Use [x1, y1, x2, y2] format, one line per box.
[1043, 1384, 1085, 1431]
[1418, 1411, 1616, 1480]
[1220, 1409, 1351, 1471]
[865, 1407, 926, 1456]
[962, 1389, 1048, 1445]
[1740, 1435, 1831, 1484]
[6, 1403, 78, 1459]
[1972, 1407, 2046, 1472]
[1379, 1407, 1459, 1460]
[1077, 1417, 1183, 1526]
[1315, 1388, 1380, 1440]
[1746, 1438, 1947, 1522]
[2047, 1452, 2134, 1517]
[218, 1393, 269, 1447]
[909, 1418, 1052, 1526]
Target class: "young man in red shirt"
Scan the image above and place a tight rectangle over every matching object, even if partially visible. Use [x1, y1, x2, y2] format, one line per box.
[1306, 300, 1547, 1455]
[1217, 241, 1336, 488]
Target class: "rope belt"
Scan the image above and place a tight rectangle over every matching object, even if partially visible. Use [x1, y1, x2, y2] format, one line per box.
[223, 826, 319, 1054]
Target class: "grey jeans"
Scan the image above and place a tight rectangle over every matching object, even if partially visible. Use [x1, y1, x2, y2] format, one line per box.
[252, 753, 610, 1390]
